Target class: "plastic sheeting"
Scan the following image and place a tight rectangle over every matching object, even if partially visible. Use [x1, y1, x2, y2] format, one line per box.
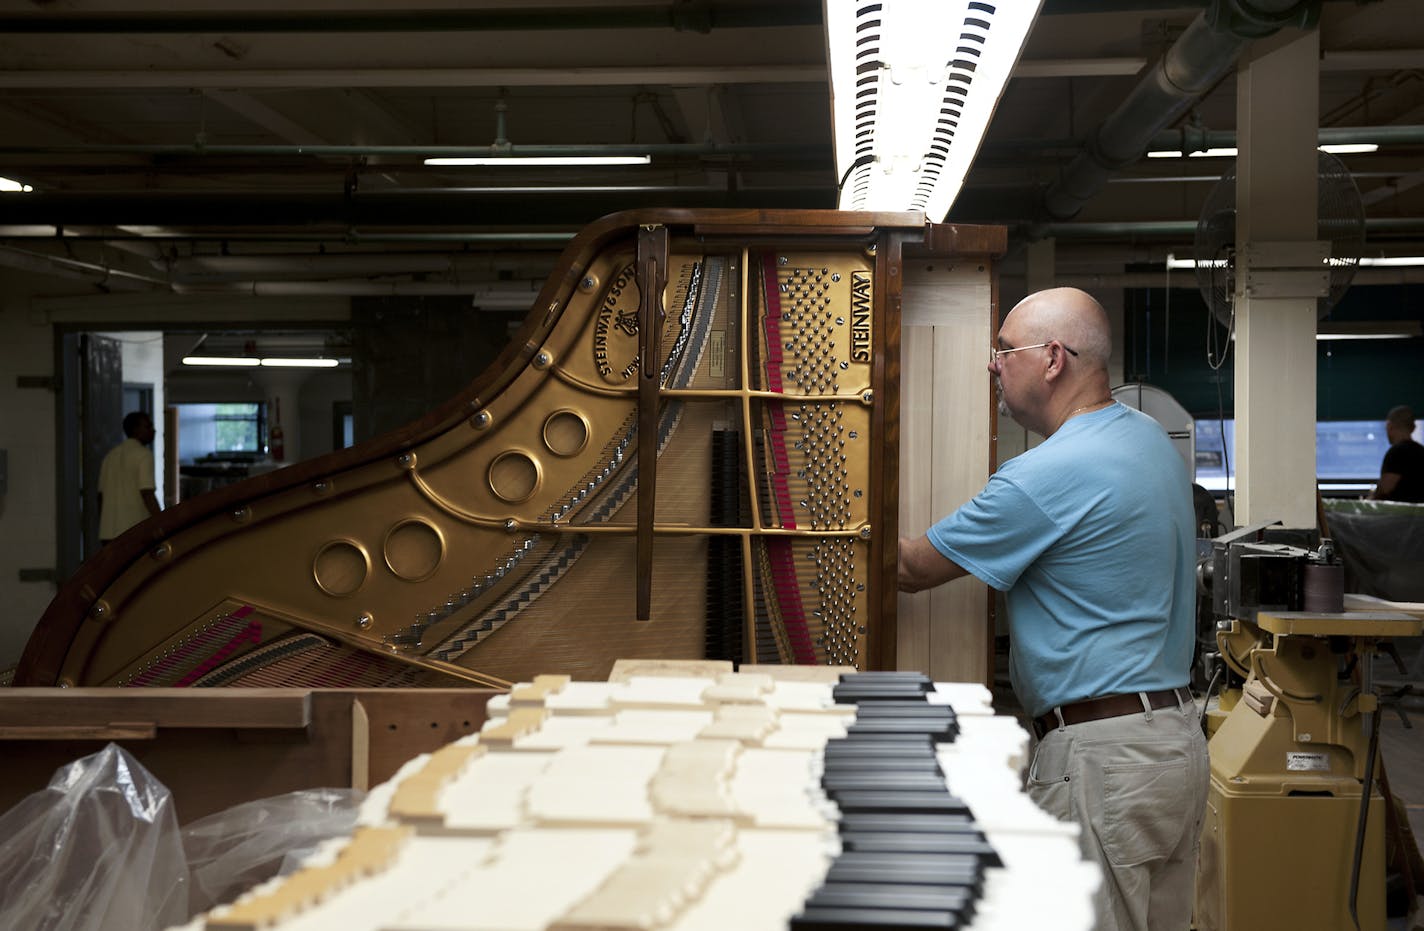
[183, 786, 364, 915]
[0, 744, 364, 931]
[1323, 498, 1424, 602]
[0, 744, 188, 931]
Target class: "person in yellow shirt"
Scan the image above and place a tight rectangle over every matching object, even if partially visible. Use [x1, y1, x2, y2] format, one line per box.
[98, 411, 161, 544]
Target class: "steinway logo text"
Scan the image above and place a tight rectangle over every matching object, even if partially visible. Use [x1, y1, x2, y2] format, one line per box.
[850, 270, 872, 363]
[593, 262, 640, 382]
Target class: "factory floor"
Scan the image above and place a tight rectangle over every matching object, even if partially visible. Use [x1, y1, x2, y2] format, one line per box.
[989, 646, 1424, 930]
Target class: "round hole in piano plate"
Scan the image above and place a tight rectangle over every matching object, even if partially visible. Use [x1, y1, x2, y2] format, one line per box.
[313, 539, 370, 597]
[543, 409, 590, 457]
[383, 519, 445, 582]
[488, 450, 541, 504]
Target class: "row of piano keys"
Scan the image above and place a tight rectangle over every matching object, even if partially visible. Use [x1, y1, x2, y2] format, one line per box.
[184, 665, 1098, 931]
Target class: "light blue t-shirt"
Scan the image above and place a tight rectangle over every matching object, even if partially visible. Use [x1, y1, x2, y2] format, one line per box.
[926, 402, 1196, 718]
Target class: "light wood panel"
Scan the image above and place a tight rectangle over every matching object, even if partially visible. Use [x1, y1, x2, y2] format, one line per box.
[897, 262, 995, 684]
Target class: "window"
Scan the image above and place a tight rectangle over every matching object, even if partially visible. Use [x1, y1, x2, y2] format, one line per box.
[175, 403, 266, 463]
[1193, 418, 1424, 495]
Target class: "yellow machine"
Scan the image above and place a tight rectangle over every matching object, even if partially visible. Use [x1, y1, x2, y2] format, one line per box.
[1196, 608, 1421, 931]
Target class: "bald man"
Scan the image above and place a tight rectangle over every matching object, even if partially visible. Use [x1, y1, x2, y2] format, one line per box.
[899, 288, 1207, 931]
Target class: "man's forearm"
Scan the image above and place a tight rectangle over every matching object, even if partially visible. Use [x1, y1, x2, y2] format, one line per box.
[898, 535, 969, 593]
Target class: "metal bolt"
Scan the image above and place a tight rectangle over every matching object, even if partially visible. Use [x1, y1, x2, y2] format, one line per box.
[397, 452, 414, 469]
[357, 612, 373, 630]
[859, 526, 872, 540]
[504, 518, 517, 531]
[860, 390, 873, 404]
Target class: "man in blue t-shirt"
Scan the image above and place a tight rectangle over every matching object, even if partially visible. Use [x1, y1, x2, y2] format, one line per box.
[899, 287, 1208, 931]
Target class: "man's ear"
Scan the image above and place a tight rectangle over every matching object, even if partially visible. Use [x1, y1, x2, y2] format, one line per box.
[1043, 343, 1067, 382]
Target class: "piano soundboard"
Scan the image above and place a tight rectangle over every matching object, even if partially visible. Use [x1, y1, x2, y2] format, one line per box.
[182, 667, 1097, 931]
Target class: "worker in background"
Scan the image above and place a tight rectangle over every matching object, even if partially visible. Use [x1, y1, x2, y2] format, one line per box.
[898, 287, 1207, 931]
[98, 410, 161, 544]
[1368, 404, 1424, 503]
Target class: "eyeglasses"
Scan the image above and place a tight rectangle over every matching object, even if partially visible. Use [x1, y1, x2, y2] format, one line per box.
[990, 341, 1079, 366]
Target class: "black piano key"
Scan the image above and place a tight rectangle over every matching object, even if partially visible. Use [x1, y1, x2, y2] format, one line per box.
[833, 685, 933, 703]
[851, 702, 957, 719]
[840, 671, 935, 684]
[830, 790, 970, 813]
[825, 862, 980, 888]
[822, 758, 944, 775]
[839, 832, 1003, 862]
[837, 813, 979, 834]
[824, 736, 936, 753]
[821, 773, 949, 792]
[790, 906, 960, 930]
[805, 883, 972, 913]
[846, 721, 959, 740]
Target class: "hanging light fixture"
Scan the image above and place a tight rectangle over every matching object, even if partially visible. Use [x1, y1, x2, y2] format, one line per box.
[825, 0, 1043, 221]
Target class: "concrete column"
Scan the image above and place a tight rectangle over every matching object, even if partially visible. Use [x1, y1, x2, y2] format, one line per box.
[1234, 28, 1320, 529]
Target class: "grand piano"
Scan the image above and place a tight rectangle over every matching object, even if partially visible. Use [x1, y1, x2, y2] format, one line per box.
[17, 209, 1004, 692]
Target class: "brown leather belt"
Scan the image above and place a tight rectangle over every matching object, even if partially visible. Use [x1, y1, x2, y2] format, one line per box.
[1032, 688, 1186, 739]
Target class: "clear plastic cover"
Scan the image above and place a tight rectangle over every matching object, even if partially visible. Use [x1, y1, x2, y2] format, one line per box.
[0, 743, 189, 931]
[0, 743, 366, 930]
[181, 786, 365, 915]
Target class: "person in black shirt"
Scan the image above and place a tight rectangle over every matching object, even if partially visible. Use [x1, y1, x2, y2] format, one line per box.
[1369, 405, 1424, 503]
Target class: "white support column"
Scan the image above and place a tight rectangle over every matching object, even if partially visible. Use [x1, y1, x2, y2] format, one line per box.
[1234, 29, 1320, 529]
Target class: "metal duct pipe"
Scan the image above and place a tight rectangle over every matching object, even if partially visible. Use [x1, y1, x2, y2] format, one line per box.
[1042, 0, 1317, 221]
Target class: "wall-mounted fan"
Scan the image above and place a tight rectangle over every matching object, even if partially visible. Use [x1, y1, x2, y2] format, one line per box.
[1193, 150, 1365, 327]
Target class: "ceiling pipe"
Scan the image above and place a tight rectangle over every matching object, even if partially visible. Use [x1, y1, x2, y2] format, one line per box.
[0, 244, 164, 290]
[0, 3, 822, 34]
[982, 124, 1424, 158]
[0, 142, 830, 160]
[170, 280, 546, 304]
[1041, 0, 1320, 222]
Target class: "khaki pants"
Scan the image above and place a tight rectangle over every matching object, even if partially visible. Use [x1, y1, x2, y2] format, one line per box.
[1026, 695, 1210, 931]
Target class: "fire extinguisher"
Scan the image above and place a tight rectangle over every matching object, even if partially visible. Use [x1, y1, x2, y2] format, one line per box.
[270, 397, 286, 462]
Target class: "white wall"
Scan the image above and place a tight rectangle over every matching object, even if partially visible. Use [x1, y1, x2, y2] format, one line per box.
[0, 268, 63, 668]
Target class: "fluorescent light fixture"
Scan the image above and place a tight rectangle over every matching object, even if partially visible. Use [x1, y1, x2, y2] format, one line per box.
[1316, 322, 1422, 341]
[1169, 253, 1424, 270]
[0, 176, 33, 192]
[182, 356, 260, 367]
[260, 357, 340, 368]
[1166, 253, 1228, 270]
[423, 155, 650, 167]
[182, 356, 342, 368]
[1148, 143, 1379, 159]
[826, 0, 1044, 221]
[1358, 256, 1424, 267]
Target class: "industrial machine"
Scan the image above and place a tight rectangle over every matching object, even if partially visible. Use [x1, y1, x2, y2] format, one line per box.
[1195, 525, 1421, 930]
